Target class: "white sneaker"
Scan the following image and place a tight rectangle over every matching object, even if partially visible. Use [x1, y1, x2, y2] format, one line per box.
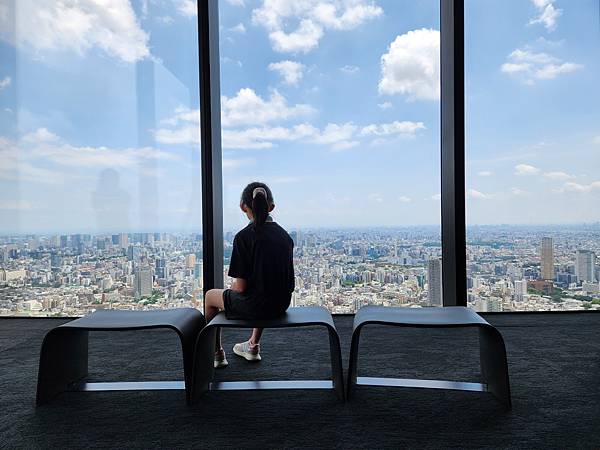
[214, 349, 228, 369]
[233, 341, 261, 362]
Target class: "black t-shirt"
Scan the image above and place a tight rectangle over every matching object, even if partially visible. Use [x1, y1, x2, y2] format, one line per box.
[228, 221, 295, 303]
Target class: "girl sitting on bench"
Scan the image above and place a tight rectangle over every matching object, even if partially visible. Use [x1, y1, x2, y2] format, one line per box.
[204, 181, 295, 368]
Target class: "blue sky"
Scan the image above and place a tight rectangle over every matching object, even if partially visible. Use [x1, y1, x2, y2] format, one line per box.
[0, 0, 598, 234]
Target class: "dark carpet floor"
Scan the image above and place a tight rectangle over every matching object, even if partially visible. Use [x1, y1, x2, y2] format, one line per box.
[1, 313, 599, 449]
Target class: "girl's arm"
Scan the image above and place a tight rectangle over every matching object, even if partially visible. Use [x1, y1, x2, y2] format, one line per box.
[231, 278, 247, 292]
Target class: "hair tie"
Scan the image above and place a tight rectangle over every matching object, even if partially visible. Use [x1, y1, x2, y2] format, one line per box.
[252, 187, 267, 199]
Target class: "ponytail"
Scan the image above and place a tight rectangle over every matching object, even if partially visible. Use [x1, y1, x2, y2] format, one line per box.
[241, 182, 274, 230]
[251, 187, 269, 228]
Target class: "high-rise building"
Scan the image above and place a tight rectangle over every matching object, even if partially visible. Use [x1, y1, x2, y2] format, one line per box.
[119, 233, 129, 249]
[427, 258, 442, 306]
[575, 250, 596, 283]
[194, 262, 202, 280]
[155, 258, 168, 279]
[540, 237, 554, 280]
[186, 254, 196, 269]
[514, 280, 527, 301]
[134, 266, 153, 298]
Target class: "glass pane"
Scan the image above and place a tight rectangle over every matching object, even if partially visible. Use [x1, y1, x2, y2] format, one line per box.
[465, 0, 600, 311]
[220, 0, 441, 313]
[0, 2, 202, 316]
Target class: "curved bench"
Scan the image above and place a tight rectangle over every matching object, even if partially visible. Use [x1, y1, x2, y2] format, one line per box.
[36, 308, 205, 405]
[347, 306, 511, 408]
[191, 306, 344, 404]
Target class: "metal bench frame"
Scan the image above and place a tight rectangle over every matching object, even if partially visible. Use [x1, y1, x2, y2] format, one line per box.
[347, 306, 511, 408]
[191, 306, 345, 403]
[36, 308, 205, 406]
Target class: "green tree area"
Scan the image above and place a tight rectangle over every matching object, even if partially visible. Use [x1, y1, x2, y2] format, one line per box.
[528, 286, 596, 303]
[340, 280, 356, 287]
[141, 289, 163, 305]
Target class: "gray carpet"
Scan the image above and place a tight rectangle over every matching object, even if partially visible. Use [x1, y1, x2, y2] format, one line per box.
[1, 313, 599, 449]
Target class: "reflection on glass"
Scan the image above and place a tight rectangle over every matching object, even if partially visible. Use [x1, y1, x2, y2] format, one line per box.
[0, 2, 203, 316]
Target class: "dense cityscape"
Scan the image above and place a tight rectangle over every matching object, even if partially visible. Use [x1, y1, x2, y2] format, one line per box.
[0, 226, 599, 317]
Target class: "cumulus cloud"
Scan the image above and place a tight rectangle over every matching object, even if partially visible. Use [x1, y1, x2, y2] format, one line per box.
[398, 196, 411, 203]
[0, 0, 150, 63]
[268, 60, 305, 85]
[379, 28, 440, 101]
[156, 89, 426, 151]
[515, 164, 541, 175]
[477, 170, 493, 177]
[252, 0, 382, 53]
[0, 76, 10, 91]
[501, 48, 582, 84]
[175, 0, 196, 16]
[222, 88, 314, 127]
[377, 102, 392, 110]
[529, 0, 562, 31]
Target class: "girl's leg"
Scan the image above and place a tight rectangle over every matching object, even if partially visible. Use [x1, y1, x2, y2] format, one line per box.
[204, 289, 225, 351]
[249, 328, 263, 346]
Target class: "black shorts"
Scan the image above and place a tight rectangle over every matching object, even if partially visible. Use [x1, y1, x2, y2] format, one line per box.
[223, 289, 290, 320]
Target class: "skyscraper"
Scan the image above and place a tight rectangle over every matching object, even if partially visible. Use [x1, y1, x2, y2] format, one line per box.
[134, 266, 153, 299]
[540, 237, 554, 280]
[514, 280, 527, 301]
[427, 258, 442, 306]
[575, 250, 596, 283]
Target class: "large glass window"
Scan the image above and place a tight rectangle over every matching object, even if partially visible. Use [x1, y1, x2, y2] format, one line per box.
[0, 2, 203, 316]
[465, 0, 600, 311]
[219, 0, 441, 313]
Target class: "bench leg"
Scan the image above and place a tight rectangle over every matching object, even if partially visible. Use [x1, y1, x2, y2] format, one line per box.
[37, 328, 89, 406]
[326, 325, 345, 401]
[346, 325, 362, 400]
[479, 326, 512, 409]
[190, 326, 216, 405]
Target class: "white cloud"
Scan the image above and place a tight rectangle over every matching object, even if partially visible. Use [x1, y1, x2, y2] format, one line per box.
[377, 102, 392, 110]
[477, 170, 493, 177]
[398, 196, 411, 203]
[340, 65, 359, 74]
[223, 124, 315, 149]
[0, 76, 10, 91]
[21, 128, 59, 144]
[562, 181, 600, 193]
[310, 123, 359, 150]
[593, 136, 600, 144]
[529, 0, 562, 32]
[221, 88, 314, 127]
[227, 0, 246, 6]
[543, 171, 572, 180]
[360, 121, 425, 137]
[467, 189, 492, 200]
[379, 28, 440, 101]
[252, 0, 382, 53]
[430, 194, 441, 201]
[0, 0, 150, 63]
[0, 201, 33, 211]
[368, 193, 384, 203]
[176, 0, 196, 17]
[501, 48, 582, 84]
[268, 60, 305, 85]
[514, 164, 541, 175]
[230, 23, 246, 34]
